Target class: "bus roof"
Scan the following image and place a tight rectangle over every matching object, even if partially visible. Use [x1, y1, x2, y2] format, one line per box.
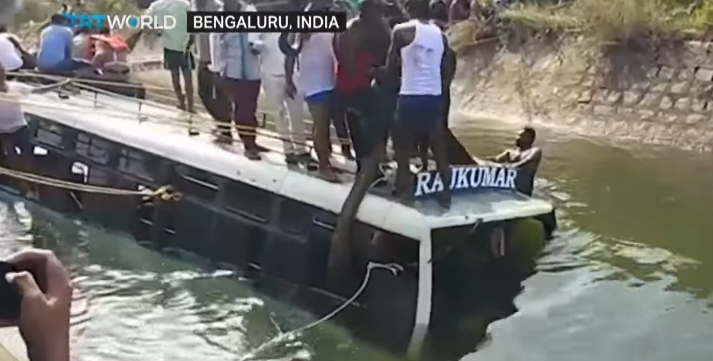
[21, 87, 553, 240]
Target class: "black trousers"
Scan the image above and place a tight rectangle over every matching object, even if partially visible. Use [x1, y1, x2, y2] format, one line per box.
[197, 63, 232, 133]
[333, 88, 373, 168]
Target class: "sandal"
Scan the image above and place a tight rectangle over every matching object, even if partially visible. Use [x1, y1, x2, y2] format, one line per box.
[318, 169, 340, 183]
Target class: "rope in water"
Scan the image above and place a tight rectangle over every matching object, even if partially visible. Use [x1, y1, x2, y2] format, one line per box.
[240, 262, 403, 361]
[0, 165, 182, 201]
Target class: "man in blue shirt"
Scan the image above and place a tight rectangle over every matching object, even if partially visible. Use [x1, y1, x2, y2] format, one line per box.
[216, 0, 266, 160]
[37, 14, 84, 73]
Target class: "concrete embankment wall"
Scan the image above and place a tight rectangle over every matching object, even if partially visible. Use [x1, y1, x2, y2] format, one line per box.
[451, 37, 713, 151]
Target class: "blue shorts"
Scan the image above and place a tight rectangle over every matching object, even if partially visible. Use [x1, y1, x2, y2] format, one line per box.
[305, 90, 333, 105]
[395, 95, 442, 139]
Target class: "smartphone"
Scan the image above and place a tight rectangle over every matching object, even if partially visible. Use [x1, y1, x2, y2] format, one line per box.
[0, 261, 22, 321]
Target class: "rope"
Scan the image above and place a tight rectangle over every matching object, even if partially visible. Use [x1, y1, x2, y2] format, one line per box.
[0, 83, 355, 144]
[8, 70, 353, 141]
[239, 262, 404, 361]
[8, 71, 173, 91]
[0, 165, 182, 201]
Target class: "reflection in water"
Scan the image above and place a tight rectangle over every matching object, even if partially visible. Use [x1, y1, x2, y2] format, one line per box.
[0, 116, 710, 361]
[456, 118, 713, 361]
[0, 197, 401, 361]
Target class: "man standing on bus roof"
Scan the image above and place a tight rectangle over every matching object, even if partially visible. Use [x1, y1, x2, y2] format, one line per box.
[333, 0, 391, 173]
[193, 0, 233, 142]
[0, 63, 70, 199]
[141, 0, 196, 115]
[386, 0, 454, 209]
[282, 0, 341, 182]
[254, 29, 310, 165]
[215, 0, 268, 160]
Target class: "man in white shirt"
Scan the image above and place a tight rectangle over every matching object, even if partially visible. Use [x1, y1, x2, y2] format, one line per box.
[0, 63, 69, 198]
[386, 0, 453, 209]
[0, 27, 23, 72]
[141, 0, 196, 115]
[255, 32, 309, 165]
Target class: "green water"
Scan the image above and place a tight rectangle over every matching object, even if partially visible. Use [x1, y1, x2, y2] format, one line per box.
[0, 117, 711, 361]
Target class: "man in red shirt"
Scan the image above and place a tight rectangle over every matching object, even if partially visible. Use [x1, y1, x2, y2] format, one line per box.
[333, 0, 391, 172]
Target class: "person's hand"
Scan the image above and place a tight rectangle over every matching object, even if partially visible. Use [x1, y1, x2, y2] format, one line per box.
[285, 79, 297, 99]
[369, 66, 386, 81]
[3, 248, 72, 361]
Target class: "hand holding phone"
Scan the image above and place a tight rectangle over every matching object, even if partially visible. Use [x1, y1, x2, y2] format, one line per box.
[0, 249, 73, 361]
[0, 261, 22, 321]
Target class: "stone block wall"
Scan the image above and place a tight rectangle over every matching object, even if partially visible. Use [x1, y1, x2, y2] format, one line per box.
[452, 39, 713, 151]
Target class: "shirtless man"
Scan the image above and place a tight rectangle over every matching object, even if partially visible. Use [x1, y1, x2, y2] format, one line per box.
[387, 0, 454, 209]
[478, 126, 542, 196]
[333, 0, 391, 172]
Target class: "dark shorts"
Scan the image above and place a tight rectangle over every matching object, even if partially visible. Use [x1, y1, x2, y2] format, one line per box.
[0, 126, 32, 158]
[370, 79, 399, 141]
[396, 94, 442, 139]
[163, 48, 194, 72]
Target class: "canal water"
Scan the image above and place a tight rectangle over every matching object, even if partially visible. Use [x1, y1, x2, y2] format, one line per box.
[0, 117, 711, 361]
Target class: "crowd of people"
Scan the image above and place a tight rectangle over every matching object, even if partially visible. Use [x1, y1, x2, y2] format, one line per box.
[140, 0, 459, 207]
[0, 13, 132, 83]
[0, 2, 548, 360]
[0, 0, 476, 207]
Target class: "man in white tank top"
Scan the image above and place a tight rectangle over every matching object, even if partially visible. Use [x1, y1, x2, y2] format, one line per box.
[385, 0, 454, 209]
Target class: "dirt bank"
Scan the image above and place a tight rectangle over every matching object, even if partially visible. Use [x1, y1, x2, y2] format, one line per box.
[451, 36, 713, 152]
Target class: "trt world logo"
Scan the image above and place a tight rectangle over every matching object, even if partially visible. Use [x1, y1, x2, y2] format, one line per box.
[60, 13, 177, 30]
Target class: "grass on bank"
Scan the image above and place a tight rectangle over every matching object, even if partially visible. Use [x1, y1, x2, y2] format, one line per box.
[449, 0, 713, 50]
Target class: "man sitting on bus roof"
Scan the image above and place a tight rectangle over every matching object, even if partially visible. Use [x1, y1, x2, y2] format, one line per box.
[37, 14, 91, 74]
[0, 25, 32, 73]
[80, 27, 131, 82]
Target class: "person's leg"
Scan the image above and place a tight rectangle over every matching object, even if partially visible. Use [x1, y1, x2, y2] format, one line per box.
[223, 77, 245, 146]
[21, 53, 36, 70]
[3, 127, 37, 198]
[331, 92, 353, 160]
[393, 96, 414, 204]
[233, 79, 262, 160]
[70, 58, 91, 71]
[262, 74, 295, 156]
[210, 72, 233, 141]
[428, 95, 451, 209]
[182, 52, 196, 114]
[418, 135, 430, 171]
[442, 88, 451, 130]
[307, 92, 339, 182]
[164, 49, 186, 110]
[197, 63, 213, 114]
[347, 87, 374, 172]
[285, 86, 309, 157]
